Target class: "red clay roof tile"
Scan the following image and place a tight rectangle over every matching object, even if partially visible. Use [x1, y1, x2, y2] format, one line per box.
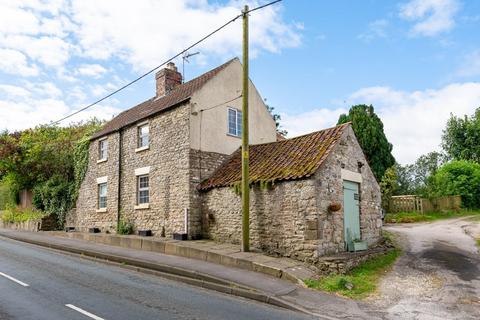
[198, 123, 350, 191]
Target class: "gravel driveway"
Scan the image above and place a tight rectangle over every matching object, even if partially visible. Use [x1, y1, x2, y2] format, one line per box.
[371, 217, 480, 320]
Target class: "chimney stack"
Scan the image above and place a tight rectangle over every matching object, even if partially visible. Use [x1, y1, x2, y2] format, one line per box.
[155, 62, 182, 97]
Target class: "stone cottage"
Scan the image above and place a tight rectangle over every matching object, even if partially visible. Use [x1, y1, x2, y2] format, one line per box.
[72, 58, 278, 237]
[199, 122, 382, 262]
[71, 57, 382, 262]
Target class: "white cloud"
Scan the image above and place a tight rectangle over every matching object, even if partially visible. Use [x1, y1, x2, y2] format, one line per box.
[281, 107, 347, 138]
[25, 81, 62, 98]
[457, 50, 480, 78]
[0, 35, 71, 67]
[0, 84, 31, 98]
[0, 48, 39, 76]
[283, 83, 480, 165]
[76, 64, 107, 78]
[399, 0, 460, 37]
[358, 19, 389, 42]
[70, 0, 302, 70]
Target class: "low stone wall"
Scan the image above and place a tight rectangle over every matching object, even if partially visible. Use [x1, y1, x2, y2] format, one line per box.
[316, 244, 393, 275]
[0, 215, 57, 232]
[0, 219, 42, 232]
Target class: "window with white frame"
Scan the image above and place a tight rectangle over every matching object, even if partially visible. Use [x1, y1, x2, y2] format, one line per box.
[98, 183, 107, 209]
[137, 175, 149, 204]
[228, 108, 242, 137]
[137, 124, 149, 148]
[98, 139, 108, 160]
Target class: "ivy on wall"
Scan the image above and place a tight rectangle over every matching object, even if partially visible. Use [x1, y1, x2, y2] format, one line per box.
[0, 119, 103, 228]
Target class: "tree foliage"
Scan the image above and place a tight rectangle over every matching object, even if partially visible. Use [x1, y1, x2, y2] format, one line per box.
[395, 152, 446, 196]
[442, 108, 480, 162]
[428, 160, 480, 209]
[337, 104, 395, 180]
[380, 166, 398, 211]
[0, 119, 103, 227]
[267, 105, 288, 137]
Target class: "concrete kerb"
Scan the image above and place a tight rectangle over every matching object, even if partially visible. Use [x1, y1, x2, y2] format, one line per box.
[50, 231, 311, 287]
[0, 233, 328, 319]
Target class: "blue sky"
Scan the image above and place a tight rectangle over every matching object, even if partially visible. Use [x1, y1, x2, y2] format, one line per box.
[1, 0, 480, 164]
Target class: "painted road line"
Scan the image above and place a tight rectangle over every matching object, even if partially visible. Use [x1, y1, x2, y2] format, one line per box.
[0, 271, 29, 287]
[65, 304, 105, 320]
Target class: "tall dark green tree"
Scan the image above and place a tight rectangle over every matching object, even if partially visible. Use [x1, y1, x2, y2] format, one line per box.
[442, 108, 480, 162]
[338, 104, 395, 180]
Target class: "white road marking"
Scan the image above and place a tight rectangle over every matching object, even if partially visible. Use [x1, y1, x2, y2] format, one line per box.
[0, 271, 29, 287]
[65, 304, 105, 320]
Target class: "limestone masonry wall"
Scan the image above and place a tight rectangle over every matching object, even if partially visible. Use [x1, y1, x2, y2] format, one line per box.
[201, 126, 382, 264]
[74, 104, 192, 236]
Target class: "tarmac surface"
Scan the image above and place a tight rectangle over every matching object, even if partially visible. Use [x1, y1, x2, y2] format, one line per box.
[0, 237, 314, 320]
[374, 217, 480, 320]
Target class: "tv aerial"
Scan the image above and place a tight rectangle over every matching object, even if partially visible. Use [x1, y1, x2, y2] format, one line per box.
[182, 51, 200, 83]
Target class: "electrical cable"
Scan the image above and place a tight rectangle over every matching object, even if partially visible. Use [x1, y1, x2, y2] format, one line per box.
[50, 0, 282, 125]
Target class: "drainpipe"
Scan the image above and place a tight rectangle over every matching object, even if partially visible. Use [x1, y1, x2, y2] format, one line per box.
[116, 129, 123, 230]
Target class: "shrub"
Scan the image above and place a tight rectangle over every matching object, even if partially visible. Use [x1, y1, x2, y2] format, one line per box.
[428, 160, 480, 209]
[1, 205, 46, 223]
[117, 219, 134, 235]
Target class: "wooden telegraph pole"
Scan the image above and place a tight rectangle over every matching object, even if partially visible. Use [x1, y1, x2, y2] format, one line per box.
[241, 5, 250, 252]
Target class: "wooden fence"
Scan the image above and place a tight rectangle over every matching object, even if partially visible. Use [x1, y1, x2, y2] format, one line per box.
[389, 195, 461, 213]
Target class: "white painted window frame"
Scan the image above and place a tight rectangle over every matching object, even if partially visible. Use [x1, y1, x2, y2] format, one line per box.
[227, 107, 242, 137]
[136, 174, 150, 207]
[97, 182, 107, 212]
[97, 137, 108, 163]
[136, 122, 150, 152]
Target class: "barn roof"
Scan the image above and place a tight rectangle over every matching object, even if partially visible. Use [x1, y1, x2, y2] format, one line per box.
[198, 123, 350, 191]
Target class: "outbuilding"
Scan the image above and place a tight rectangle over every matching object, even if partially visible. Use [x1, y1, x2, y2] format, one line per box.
[199, 122, 382, 264]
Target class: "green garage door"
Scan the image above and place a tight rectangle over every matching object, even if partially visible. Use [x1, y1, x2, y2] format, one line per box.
[343, 180, 360, 251]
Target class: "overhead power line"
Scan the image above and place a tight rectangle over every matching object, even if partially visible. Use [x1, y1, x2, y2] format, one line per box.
[51, 0, 282, 126]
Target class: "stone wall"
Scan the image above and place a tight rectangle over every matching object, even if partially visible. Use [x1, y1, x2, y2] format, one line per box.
[74, 104, 192, 236]
[74, 131, 120, 232]
[118, 104, 191, 236]
[189, 149, 230, 238]
[201, 126, 382, 263]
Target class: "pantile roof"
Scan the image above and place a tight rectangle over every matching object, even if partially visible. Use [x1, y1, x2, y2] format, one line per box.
[199, 123, 350, 191]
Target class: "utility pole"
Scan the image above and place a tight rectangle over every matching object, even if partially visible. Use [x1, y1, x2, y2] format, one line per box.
[241, 5, 250, 252]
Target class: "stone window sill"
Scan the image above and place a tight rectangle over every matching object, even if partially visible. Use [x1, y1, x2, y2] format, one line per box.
[226, 133, 241, 139]
[134, 203, 150, 210]
[135, 145, 149, 153]
[96, 208, 107, 213]
[97, 158, 107, 164]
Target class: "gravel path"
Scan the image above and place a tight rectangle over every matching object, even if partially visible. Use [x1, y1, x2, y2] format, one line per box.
[370, 217, 480, 320]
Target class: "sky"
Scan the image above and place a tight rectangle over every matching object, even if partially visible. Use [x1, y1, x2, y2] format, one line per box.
[0, 0, 480, 164]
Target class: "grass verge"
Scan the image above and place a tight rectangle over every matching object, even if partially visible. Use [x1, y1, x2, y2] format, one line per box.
[304, 232, 401, 300]
[385, 210, 480, 224]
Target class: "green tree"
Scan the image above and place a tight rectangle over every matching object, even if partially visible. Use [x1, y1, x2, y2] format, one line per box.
[380, 166, 398, 211]
[428, 160, 480, 208]
[266, 105, 288, 137]
[442, 108, 480, 162]
[338, 104, 395, 180]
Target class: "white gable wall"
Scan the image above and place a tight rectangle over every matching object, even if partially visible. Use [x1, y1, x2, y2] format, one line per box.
[189, 59, 277, 155]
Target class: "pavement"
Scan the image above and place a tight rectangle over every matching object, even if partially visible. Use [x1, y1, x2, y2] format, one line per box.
[373, 217, 480, 320]
[0, 229, 377, 320]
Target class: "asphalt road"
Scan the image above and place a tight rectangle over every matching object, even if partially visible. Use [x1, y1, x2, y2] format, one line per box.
[375, 217, 480, 320]
[0, 237, 314, 320]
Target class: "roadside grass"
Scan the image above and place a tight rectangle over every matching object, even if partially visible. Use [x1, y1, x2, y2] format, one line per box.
[0, 207, 46, 224]
[304, 232, 401, 300]
[385, 210, 480, 224]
